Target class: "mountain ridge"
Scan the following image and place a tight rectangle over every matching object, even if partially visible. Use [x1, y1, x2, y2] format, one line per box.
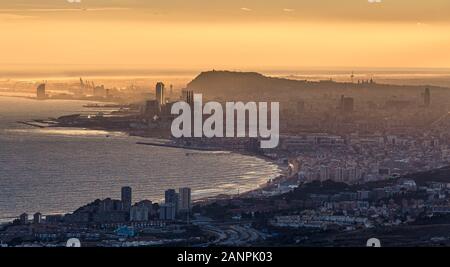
[186, 70, 449, 99]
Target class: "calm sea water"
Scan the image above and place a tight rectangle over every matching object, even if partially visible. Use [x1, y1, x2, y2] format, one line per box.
[0, 96, 282, 221]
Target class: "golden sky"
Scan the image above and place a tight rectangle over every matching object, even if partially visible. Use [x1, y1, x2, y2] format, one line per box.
[0, 0, 449, 70]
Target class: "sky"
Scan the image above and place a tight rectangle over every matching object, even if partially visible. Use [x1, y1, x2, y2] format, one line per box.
[0, 0, 449, 71]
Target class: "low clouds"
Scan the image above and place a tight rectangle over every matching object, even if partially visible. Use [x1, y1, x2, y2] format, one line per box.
[0, 13, 35, 20]
[240, 7, 252, 12]
[1, 1, 449, 24]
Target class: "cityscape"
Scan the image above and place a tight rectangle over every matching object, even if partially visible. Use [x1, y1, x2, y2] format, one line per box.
[1, 0, 450, 251]
[3, 72, 450, 247]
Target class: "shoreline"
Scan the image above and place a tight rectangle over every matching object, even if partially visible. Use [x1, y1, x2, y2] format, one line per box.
[1, 122, 285, 224]
[1, 94, 287, 222]
[134, 140, 287, 204]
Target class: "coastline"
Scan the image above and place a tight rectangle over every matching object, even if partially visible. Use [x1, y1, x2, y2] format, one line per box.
[0, 94, 286, 222]
[0, 131, 284, 223]
[2, 128, 284, 224]
[134, 140, 287, 204]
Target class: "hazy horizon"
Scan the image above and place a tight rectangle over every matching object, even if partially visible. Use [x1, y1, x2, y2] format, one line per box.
[2, 65, 450, 79]
[1, 0, 450, 69]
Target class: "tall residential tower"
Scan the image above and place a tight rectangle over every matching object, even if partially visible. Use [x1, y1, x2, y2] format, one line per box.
[156, 82, 165, 107]
[121, 186, 132, 212]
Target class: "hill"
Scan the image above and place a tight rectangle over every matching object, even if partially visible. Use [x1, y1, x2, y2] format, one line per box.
[186, 70, 448, 99]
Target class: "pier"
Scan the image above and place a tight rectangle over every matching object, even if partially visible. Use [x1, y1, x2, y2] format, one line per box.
[16, 121, 47, 128]
[136, 141, 222, 152]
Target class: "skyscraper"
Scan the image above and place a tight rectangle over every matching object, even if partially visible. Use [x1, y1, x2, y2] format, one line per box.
[156, 82, 165, 107]
[165, 189, 179, 213]
[424, 88, 431, 107]
[178, 187, 192, 213]
[340, 95, 354, 114]
[121, 186, 132, 212]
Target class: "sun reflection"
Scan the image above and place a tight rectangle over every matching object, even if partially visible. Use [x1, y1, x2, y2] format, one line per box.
[7, 128, 126, 137]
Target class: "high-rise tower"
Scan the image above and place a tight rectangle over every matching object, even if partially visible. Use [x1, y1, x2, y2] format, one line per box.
[178, 187, 192, 213]
[424, 88, 431, 107]
[156, 82, 165, 107]
[121, 186, 132, 212]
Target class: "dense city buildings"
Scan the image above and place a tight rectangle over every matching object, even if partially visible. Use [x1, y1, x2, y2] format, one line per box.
[0, 186, 196, 246]
[159, 203, 177, 221]
[130, 201, 153, 222]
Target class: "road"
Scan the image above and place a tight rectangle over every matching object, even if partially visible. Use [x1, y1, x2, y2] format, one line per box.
[193, 218, 267, 246]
